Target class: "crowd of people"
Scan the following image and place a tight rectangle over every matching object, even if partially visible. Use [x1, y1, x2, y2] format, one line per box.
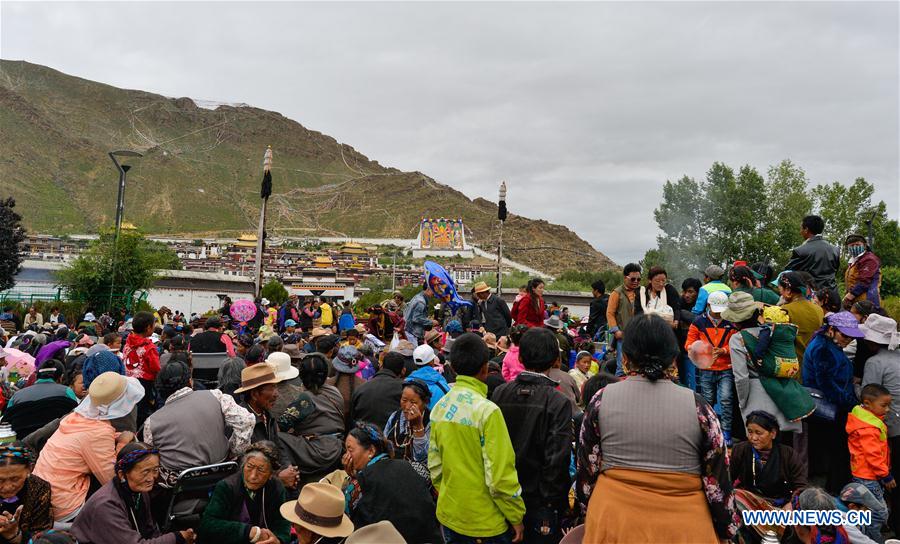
[0, 214, 897, 543]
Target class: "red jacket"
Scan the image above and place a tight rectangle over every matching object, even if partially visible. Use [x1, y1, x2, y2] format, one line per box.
[122, 334, 161, 381]
[513, 294, 545, 328]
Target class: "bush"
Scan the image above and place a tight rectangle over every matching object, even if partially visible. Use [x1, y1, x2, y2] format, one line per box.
[260, 279, 289, 305]
[882, 296, 900, 324]
[881, 266, 900, 299]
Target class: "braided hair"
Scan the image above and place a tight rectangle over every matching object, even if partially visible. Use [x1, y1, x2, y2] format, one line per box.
[621, 314, 680, 381]
[350, 421, 394, 459]
[299, 353, 329, 394]
[0, 441, 35, 467]
[115, 442, 159, 477]
[155, 360, 191, 402]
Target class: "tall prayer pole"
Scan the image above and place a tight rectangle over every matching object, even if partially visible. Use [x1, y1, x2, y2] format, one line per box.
[497, 181, 507, 293]
[254, 146, 273, 297]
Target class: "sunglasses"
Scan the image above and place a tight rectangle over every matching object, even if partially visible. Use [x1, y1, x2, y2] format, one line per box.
[626, 276, 641, 281]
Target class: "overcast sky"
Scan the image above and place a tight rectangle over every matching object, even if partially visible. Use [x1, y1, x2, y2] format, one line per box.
[2, 1, 898, 264]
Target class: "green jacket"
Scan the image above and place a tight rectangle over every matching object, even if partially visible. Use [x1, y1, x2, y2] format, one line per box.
[429, 375, 525, 537]
[198, 472, 291, 544]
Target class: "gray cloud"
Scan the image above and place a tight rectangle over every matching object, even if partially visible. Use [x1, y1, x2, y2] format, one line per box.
[2, 1, 897, 263]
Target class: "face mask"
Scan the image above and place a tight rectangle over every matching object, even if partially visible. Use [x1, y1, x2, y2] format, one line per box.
[847, 245, 865, 258]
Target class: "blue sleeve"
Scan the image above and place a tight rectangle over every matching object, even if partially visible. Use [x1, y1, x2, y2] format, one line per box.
[753, 327, 772, 361]
[693, 288, 709, 315]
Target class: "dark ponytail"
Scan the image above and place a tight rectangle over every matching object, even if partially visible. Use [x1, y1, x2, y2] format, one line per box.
[299, 353, 329, 394]
[621, 314, 679, 381]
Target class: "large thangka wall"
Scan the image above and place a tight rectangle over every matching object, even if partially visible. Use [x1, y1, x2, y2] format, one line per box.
[418, 218, 466, 250]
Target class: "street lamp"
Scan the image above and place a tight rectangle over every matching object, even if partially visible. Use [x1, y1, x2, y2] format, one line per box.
[497, 181, 508, 293]
[108, 150, 144, 242]
[108, 150, 143, 309]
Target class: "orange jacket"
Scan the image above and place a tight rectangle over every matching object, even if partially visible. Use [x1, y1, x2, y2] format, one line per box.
[32, 412, 126, 520]
[685, 315, 736, 371]
[847, 405, 891, 481]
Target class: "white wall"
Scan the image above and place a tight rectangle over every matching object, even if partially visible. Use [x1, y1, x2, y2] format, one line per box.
[146, 287, 253, 316]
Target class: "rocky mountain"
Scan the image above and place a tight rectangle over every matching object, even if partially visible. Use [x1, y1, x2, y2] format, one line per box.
[0, 60, 617, 275]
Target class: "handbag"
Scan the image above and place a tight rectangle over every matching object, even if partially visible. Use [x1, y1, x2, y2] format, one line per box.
[805, 387, 837, 421]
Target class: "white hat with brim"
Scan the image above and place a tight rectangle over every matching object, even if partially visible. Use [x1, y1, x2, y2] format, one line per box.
[234, 363, 283, 394]
[75, 373, 145, 420]
[280, 483, 354, 539]
[266, 352, 300, 381]
[860, 314, 900, 351]
[346, 521, 407, 544]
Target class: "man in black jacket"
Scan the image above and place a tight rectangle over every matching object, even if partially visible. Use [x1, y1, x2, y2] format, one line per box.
[472, 282, 512, 337]
[492, 327, 572, 544]
[350, 351, 406, 430]
[586, 279, 609, 340]
[784, 215, 840, 290]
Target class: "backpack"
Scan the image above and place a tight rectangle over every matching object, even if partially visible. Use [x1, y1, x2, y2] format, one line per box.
[741, 325, 815, 422]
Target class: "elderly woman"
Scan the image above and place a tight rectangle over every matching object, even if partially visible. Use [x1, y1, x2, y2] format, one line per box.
[0, 442, 52, 542]
[731, 411, 807, 541]
[198, 441, 290, 544]
[384, 379, 432, 484]
[33, 372, 144, 522]
[802, 311, 864, 494]
[72, 443, 195, 544]
[277, 353, 345, 482]
[577, 313, 739, 543]
[633, 266, 680, 328]
[343, 422, 438, 543]
[280, 483, 354, 544]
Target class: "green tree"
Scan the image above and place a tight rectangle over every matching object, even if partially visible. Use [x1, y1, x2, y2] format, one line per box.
[812, 177, 876, 247]
[549, 269, 623, 292]
[0, 198, 26, 292]
[652, 175, 707, 281]
[871, 212, 900, 268]
[763, 159, 813, 268]
[56, 229, 181, 310]
[260, 279, 289, 305]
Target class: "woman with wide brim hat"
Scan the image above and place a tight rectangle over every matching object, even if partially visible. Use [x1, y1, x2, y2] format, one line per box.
[280, 482, 354, 543]
[32, 372, 145, 523]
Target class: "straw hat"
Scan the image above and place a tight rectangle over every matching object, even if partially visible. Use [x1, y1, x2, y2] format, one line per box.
[75, 372, 145, 420]
[472, 281, 491, 294]
[345, 521, 406, 544]
[87, 371, 128, 406]
[280, 482, 354, 538]
[310, 327, 330, 340]
[234, 363, 282, 394]
[266, 352, 299, 381]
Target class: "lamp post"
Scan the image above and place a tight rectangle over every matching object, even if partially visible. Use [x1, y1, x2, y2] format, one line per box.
[108, 150, 144, 243]
[497, 181, 507, 293]
[108, 150, 143, 309]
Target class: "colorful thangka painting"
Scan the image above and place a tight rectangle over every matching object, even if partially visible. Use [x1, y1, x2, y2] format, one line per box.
[419, 217, 465, 250]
